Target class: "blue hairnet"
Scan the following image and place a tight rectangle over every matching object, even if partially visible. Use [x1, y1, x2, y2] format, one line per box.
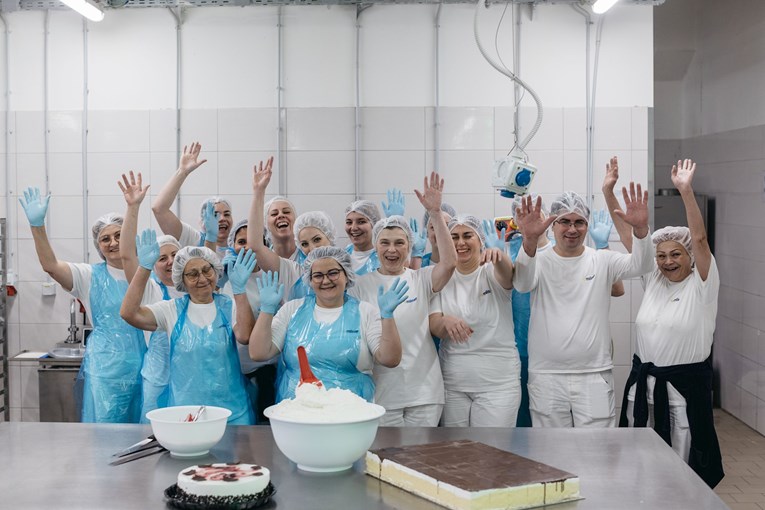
[91, 213, 124, 260]
[172, 246, 224, 293]
[448, 214, 486, 250]
[294, 211, 336, 245]
[301, 245, 355, 289]
[345, 200, 381, 226]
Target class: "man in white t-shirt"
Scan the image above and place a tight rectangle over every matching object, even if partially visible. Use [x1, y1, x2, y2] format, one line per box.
[513, 188, 654, 428]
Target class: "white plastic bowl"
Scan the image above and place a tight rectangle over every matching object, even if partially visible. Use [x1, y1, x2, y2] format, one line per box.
[146, 405, 232, 457]
[264, 403, 385, 472]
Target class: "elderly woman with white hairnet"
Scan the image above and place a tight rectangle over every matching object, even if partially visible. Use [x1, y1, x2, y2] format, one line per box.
[344, 200, 383, 275]
[348, 172, 456, 426]
[248, 160, 336, 300]
[121, 235, 257, 425]
[19, 188, 146, 423]
[428, 214, 520, 427]
[151, 142, 234, 256]
[249, 246, 408, 402]
[609, 160, 723, 488]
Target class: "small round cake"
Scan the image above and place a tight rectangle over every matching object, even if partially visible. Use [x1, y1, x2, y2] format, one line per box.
[172, 462, 272, 506]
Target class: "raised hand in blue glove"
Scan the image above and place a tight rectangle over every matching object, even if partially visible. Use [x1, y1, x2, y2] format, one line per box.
[256, 270, 284, 315]
[19, 187, 51, 227]
[377, 277, 410, 319]
[409, 218, 428, 258]
[136, 229, 160, 270]
[202, 201, 219, 242]
[382, 188, 405, 217]
[588, 209, 613, 249]
[229, 249, 256, 295]
[482, 219, 506, 251]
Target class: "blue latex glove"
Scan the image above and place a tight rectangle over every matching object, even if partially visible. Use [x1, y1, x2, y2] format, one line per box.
[256, 270, 284, 315]
[409, 218, 428, 258]
[136, 229, 160, 270]
[19, 187, 51, 227]
[589, 209, 613, 249]
[482, 219, 506, 251]
[377, 277, 410, 319]
[229, 249, 257, 295]
[202, 201, 219, 242]
[217, 248, 236, 289]
[382, 188, 405, 217]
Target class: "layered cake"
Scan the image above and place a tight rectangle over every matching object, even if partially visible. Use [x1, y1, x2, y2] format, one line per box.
[366, 440, 579, 510]
[169, 462, 273, 507]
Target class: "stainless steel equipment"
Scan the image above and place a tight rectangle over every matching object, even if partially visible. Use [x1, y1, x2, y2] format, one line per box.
[38, 357, 82, 422]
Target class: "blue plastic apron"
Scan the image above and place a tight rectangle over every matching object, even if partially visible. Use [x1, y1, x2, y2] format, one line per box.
[509, 234, 531, 427]
[139, 276, 173, 423]
[79, 263, 146, 423]
[345, 244, 380, 276]
[166, 294, 254, 425]
[277, 294, 373, 402]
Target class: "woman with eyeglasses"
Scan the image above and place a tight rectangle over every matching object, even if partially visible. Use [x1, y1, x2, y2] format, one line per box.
[347, 172, 456, 426]
[121, 234, 257, 424]
[248, 246, 409, 403]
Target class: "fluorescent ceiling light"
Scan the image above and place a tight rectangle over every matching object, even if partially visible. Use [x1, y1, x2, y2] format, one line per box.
[60, 0, 105, 22]
[592, 0, 619, 14]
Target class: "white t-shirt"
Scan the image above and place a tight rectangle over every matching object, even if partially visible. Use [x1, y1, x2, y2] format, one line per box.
[269, 298, 382, 375]
[513, 233, 654, 373]
[178, 222, 228, 259]
[628, 257, 720, 405]
[146, 296, 238, 340]
[349, 266, 444, 408]
[349, 247, 375, 273]
[431, 264, 520, 392]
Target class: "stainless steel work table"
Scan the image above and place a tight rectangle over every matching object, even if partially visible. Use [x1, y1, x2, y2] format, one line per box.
[0, 422, 727, 509]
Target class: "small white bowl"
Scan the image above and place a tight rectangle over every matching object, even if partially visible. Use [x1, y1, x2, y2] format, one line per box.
[264, 403, 385, 472]
[146, 405, 232, 457]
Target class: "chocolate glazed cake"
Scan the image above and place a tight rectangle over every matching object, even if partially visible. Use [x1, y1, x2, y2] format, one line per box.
[366, 440, 580, 510]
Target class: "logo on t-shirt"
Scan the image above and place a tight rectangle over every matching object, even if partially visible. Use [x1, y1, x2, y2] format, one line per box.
[406, 297, 417, 303]
[585, 274, 595, 281]
[671, 297, 680, 302]
[482, 289, 492, 295]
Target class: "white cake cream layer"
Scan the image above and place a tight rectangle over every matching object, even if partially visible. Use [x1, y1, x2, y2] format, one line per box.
[177, 463, 270, 498]
[268, 384, 380, 423]
[365, 441, 580, 510]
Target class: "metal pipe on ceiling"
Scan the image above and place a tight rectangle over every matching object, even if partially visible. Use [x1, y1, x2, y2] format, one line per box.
[81, 17, 89, 261]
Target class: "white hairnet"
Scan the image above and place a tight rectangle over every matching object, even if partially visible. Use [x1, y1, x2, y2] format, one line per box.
[550, 191, 590, 221]
[157, 235, 180, 251]
[652, 226, 694, 260]
[448, 214, 486, 250]
[172, 246, 224, 293]
[422, 203, 457, 230]
[294, 211, 336, 245]
[227, 218, 271, 250]
[372, 215, 413, 252]
[345, 200, 382, 226]
[301, 245, 355, 289]
[91, 213, 124, 260]
[264, 196, 296, 245]
[511, 194, 548, 221]
[198, 196, 232, 226]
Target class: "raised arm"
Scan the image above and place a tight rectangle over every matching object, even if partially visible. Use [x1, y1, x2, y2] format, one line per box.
[151, 142, 208, 240]
[19, 187, 74, 291]
[416, 172, 456, 292]
[482, 248, 514, 290]
[118, 171, 150, 282]
[120, 229, 161, 331]
[247, 157, 280, 273]
[603, 157, 634, 252]
[248, 270, 283, 361]
[672, 159, 712, 280]
[229, 249, 258, 343]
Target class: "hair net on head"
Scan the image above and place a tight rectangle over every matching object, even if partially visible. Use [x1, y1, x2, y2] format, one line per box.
[301, 245, 356, 289]
[227, 219, 249, 248]
[550, 191, 590, 221]
[372, 215, 414, 251]
[345, 200, 382, 226]
[293, 211, 336, 245]
[198, 196, 233, 221]
[511, 194, 548, 222]
[91, 213, 124, 260]
[422, 203, 457, 230]
[157, 235, 181, 251]
[448, 214, 486, 250]
[172, 246, 224, 293]
[652, 226, 694, 260]
[264, 196, 297, 221]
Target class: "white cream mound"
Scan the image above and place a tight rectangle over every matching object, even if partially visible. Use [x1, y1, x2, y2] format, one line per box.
[268, 384, 382, 423]
[177, 463, 270, 498]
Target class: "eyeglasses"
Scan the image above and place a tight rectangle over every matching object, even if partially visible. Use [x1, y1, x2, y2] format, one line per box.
[554, 218, 588, 229]
[183, 264, 215, 282]
[310, 268, 344, 283]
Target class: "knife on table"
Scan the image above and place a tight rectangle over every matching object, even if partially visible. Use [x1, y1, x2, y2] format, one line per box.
[112, 435, 157, 457]
[109, 445, 166, 466]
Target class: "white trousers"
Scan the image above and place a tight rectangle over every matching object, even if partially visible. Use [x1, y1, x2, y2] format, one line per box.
[625, 399, 691, 462]
[528, 371, 615, 428]
[380, 404, 444, 427]
[442, 382, 521, 427]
